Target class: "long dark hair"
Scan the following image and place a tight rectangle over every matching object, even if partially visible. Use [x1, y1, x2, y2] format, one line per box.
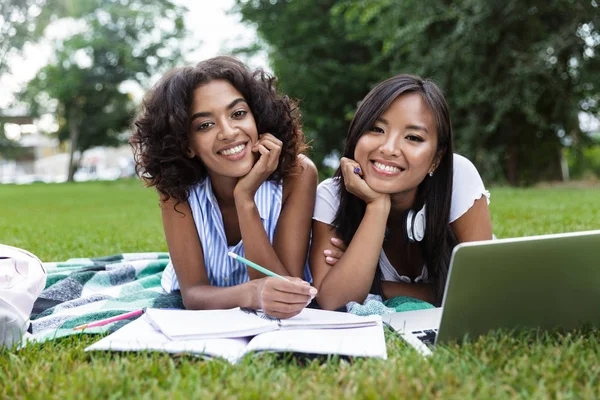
[130, 56, 306, 205]
[332, 74, 457, 305]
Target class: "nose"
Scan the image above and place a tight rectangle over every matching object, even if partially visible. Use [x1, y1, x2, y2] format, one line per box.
[217, 118, 238, 141]
[379, 132, 400, 157]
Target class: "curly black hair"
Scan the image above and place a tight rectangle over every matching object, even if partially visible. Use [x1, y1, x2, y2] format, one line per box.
[130, 56, 306, 204]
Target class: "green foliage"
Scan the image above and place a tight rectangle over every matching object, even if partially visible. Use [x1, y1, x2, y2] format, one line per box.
[1, 181, 600, 397]
[565, 142, 600, 178]
[16, 0, 186, 180]
[235, 0, 600, 185]
[0, 122, 22, 160]
[0, 0, 54, 75]
[234, 0, 389, 168]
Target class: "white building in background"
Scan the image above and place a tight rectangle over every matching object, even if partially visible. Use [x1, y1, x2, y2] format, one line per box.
[0, 130, 64, 184]
[0, 132, 135, 184]
[1, 116, 136, 184]
[73, 145, 135, 182]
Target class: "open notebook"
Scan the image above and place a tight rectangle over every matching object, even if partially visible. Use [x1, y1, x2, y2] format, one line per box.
[85, 308, 387, 363]
[144, 307, 381, 339]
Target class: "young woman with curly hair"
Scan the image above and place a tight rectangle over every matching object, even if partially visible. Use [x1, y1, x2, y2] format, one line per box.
[309, 75, 493, 311]
[131, 56, 318, 319]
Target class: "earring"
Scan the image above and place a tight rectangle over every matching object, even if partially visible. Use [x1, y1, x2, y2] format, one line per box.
[428, 171, 434, 177]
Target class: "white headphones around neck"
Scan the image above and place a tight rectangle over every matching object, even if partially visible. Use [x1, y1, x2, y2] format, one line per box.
[406, 205, 426, 243]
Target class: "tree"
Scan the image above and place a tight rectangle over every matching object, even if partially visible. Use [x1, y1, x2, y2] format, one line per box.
[1, 0, 49, 75]
[235, 0, 389, 177]
[235, 0, 600, 185]
[336, 0, 600, 184]
[18, 0, 186, 181]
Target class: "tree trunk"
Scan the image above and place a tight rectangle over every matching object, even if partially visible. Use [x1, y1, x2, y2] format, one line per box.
[507, 143, 518, 186]
[67, 106, 80, 182]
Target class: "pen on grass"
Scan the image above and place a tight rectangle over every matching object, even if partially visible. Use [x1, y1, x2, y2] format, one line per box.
[72, 309, 145, 331]
[227, 252, 290, 282]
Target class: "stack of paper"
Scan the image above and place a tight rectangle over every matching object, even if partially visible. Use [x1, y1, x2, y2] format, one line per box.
[86, 307, 387, 363]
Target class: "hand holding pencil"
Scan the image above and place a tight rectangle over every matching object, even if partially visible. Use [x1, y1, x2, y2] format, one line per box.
[228, 252, 317, 319]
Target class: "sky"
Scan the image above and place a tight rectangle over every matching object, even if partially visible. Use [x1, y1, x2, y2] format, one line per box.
[176, 0, 267, 68]
[0, 0, 267, 136]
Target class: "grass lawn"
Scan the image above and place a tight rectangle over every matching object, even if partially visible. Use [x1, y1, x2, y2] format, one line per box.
[1, 179, 599, 398]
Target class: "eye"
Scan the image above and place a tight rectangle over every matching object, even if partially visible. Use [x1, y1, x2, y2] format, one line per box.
[195, 121, 214, 132]
[232, 109, 248, 119]
[369, 126, 384, 134]
[407, 134, 424, 142]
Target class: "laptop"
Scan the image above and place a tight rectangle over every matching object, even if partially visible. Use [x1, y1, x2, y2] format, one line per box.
[382, 230, 600, 356]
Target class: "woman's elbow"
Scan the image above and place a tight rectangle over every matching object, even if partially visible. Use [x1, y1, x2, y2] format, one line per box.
[180, 287, 208, 310]
[314, 292, 349, 311]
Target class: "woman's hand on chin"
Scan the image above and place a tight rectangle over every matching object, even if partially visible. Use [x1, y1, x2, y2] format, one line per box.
[234, 133, 282, 201]
[340, 157, 389, 206]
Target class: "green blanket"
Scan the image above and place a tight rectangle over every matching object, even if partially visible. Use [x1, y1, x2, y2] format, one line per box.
[29, 253, 183, 343]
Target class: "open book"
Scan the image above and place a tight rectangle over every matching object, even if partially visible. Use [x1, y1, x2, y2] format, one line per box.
[144, 307, 381, 340]
[85, 308, 387, 363]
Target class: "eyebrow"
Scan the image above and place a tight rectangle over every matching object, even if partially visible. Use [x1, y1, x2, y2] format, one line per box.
[190, 98, 248, 122]
[375, 117, 429, 135]
[405, 124, 429, 135]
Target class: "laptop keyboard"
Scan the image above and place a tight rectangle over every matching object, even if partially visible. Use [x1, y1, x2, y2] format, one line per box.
[411, 329, 438, 345]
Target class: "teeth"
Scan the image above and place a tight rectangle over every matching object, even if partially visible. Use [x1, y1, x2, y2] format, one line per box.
[374, 161, 401, 173]
[220, 144, 246, 156]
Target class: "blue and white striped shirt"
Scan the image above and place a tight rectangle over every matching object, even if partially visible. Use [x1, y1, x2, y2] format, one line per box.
[161, 177, 312, 292]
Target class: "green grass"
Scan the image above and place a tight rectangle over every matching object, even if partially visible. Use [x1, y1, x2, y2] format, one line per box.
[1, 180, 600, 399]
[0, 179, 167, 260]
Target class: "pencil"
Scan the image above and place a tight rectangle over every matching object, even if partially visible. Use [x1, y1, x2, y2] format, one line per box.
[227, 252, 290, 281]
[73, 309, 145, 331]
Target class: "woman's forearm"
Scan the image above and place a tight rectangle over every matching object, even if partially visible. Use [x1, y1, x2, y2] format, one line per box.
[316, 200, 390, 310]
[234, 195, 292, 278]
[181, 280, 259, 310]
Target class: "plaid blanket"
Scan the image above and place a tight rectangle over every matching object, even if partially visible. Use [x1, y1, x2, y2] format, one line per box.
[29, 253, 183, 343]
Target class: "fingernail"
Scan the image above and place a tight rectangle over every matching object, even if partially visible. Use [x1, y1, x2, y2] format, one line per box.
[324, 250, 332, 256]
[331, 238, 341, 244]
[326, 257, 335, 263]
[309, 288, 318, 295]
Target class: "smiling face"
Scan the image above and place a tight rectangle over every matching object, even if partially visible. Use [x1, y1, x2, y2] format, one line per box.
[187, 79, 258, 180]
[353, 92, 440, 202]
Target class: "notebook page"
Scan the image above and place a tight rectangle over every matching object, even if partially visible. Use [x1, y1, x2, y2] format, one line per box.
[85, 315, 249, 363]
[243, 322, 387, 360]
[278, 308, 381, 329]
[85, 315, 170, 351]
[145, 308, 279, 340]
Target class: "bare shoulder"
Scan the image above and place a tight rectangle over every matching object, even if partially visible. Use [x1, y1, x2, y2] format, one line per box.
[282, 155, 318, 201]
[294, 154, 318, 177]
[160, 194, 192, 219]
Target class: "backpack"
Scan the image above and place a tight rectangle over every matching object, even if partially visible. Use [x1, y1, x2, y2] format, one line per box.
[0, 244, 46, 348]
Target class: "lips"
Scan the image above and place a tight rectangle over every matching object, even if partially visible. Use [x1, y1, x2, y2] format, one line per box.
[372, 161, 402, 173]
[219, 143, 246, 156]
[216, 142, 250, 161]
[370, 160, 405, 175]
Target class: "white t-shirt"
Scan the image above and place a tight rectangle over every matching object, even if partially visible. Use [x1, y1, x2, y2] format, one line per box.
[312, 153, 490, 283]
